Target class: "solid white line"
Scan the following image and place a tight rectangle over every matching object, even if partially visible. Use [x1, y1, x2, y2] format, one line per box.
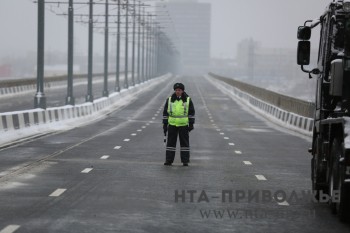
[224, 137, 229, 140]
[123, 139, 130, 142]
[49, 188, 67, 197]
[131, 133, 137, 136]
[255, 175, 267, 181]
[114, 146, 122, 149]
[243, 161, 252, 165]
[229, 143, 235, 146]
[100, 155, 110, 160]
[81, 168, 93, 173]
[235, 150, 242, 154]
[0, 225, 20, 233]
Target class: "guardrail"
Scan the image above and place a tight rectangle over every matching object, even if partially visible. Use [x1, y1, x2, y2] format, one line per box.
[0, 72, 119, 97]
[207, 73, 315, 136]
[208, 73, 315, 118]
[0, 73, 172, 147]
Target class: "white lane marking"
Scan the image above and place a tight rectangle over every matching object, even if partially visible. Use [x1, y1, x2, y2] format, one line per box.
[146, 123, 150, 125]
[100, 155, 110, 160]
[155, 114, 158, 116]
[114, 146, 122, 149]
[124, 139, 130, 142]
[0, 225, 20, 233]
[49, 188, 67, 197]
[224, 137, 229, 140]
[229, 143, 235, 146]
[209, 117, 212, 119]
[137, 129, 142, 132]
[212, 124, 216, 126]
[81, 168, 93, 173]
[235, 150, 242, 154]
[131, 133, 137, 136]
[220, 133, 225, 135]
[255, 175, 267, 181]
[210, 120, 214, 122]
[243, 161, 252, 165]
[152, 117, 156, 120]
[216, 129, 221, 131]
[142, 126, 146, 129]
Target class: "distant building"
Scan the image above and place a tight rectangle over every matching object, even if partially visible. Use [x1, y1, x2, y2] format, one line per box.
[0, 64, 12, 77]
[159, 0, 211, 75]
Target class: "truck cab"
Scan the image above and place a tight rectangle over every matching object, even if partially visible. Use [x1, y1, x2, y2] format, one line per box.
[297, 0, 350, 222]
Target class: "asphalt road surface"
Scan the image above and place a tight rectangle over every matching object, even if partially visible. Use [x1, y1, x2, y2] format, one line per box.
[0, 76, 349, 233]
[0, 75, 132, 113]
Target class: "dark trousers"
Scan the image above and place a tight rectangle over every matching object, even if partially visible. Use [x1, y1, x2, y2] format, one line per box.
[166, 125, 190, 163]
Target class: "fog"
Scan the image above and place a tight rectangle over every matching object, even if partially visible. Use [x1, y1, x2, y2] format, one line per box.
[0, 0, 331, 59]
[0, 0, 333, 97]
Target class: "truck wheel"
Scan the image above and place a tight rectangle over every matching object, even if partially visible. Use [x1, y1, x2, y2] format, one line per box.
[312, 156, 326, 200]
[330, 139, 350, 222]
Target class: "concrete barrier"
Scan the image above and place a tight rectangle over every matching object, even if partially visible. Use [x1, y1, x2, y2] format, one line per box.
[0, 74, 172, 146]
[206, 74, 314, 137]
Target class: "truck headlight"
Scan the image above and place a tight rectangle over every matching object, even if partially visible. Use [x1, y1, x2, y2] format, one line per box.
[344, 1, 350, 12]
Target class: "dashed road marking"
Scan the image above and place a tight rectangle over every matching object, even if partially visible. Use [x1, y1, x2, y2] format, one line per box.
[210, 120, 214, 122]
[235, 150, 242, 154]
[216, 129, 221, 131]
[224, 137, 229, 140]
[152, 117, 156, 120]
[229, 143, 235, 146]
[142, 126, 146, 129]
[131, 133, 137, 136]
[114, 146, 122, 149]
[49, 188, 67, 197]
[137, 129, 142, 132]
[220, 133, 224, 135]
[100, 155, 110, 160]
[123, 139, 130, 142]
[81, 168, 93, 173]
[243, 161, 252, 165]
[155, 114, 158, 116]
[146, 123, 150, 125]
[0, 225, 20, 233]
[255, 175, 267, 181]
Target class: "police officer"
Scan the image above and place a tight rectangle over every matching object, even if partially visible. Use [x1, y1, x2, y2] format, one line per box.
[163, 83, 195, 166]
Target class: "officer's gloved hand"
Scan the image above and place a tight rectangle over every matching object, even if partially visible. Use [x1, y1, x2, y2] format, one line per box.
[188, 124, 194, 132]
[163, 124, 168, 134]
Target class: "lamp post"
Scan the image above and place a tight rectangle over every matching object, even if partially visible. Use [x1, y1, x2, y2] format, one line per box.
[103, 0, 109, 97]
[65, 0, 75, 105]
[124, 0, 129, 89]
[115, 0, 121, 92]
[86, 0, 94, 102]
[34, 0, 46, 109]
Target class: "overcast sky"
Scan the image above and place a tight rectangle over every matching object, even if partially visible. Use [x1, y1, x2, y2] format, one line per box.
[0, 0, 332, 60]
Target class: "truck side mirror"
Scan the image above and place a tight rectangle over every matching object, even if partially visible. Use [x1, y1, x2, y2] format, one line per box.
[297, 41, 311, 65]
[297, 26, 311, 40]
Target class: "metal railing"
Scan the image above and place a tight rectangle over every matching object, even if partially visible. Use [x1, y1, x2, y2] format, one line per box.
[209, 73, 315, 118]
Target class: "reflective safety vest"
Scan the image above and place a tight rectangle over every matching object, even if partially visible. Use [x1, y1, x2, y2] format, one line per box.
[167, 96, 190, 127]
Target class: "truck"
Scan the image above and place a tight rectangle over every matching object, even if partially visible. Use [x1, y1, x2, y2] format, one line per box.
[297, 0, 350, 221]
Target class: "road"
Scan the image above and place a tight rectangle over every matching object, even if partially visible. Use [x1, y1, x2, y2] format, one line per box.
[0, 76, 349, 233]
[0, 75, 131, 113]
